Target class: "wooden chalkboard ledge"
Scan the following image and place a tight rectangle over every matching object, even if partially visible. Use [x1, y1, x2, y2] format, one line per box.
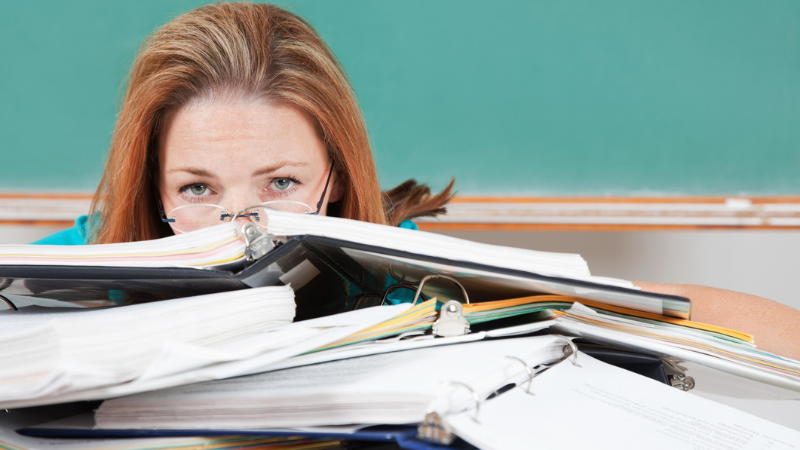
[416, 197, 800, 231]
[1, 193, 800, 231]
[0, 193, 91, 227]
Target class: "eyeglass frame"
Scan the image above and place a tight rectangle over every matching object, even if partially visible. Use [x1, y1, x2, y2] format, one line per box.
[159, 162, 335, 225]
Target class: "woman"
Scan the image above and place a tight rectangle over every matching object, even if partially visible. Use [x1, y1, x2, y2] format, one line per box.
[36, 2, 452, 246]
[34, 2, 799, 360]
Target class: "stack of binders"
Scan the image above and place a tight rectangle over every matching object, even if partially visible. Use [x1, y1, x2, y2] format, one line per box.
[1, 211, 799, 449]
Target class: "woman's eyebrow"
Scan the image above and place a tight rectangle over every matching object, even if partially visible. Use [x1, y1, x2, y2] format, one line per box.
[165, 167, 215, 177]
[251, 161, 310, 177]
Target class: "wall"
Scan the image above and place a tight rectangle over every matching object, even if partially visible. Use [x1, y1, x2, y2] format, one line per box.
[2, 0, 800, 195]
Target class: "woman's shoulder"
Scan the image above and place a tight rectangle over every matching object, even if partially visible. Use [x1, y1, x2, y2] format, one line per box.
[31, 215, 89, 245]
[397, 220, 418, 230]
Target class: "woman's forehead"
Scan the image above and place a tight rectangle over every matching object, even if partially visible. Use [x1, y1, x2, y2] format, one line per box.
[158, 99, 328, 168]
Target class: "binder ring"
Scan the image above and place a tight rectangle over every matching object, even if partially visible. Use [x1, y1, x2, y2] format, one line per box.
[411, 275, 470, 306]
[388, 260, 422, 285]
[560, 337, 580, 366]
[0, 294, 18, 311]
[379, 284, 428, 306]
[503, 356, 534, 394]
[443, 381, 481, 421]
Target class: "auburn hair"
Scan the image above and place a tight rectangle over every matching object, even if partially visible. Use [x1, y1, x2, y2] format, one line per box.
[90, 2, 452, 244]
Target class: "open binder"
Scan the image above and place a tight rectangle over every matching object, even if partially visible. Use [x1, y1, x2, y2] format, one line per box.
[19, 336, 580, 450]
[0, 213, 691, 320]
[22, 344, 799, 450]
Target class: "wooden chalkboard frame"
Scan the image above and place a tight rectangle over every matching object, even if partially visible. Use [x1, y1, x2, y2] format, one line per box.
[3, 193, 800, 231]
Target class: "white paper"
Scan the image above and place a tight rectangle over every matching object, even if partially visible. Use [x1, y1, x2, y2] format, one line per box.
[95, 335, 567, 428]
[2, 303, 411, 409]
[0, 286, 296, 407]
[447, 352, 800, 450]
[265, 209, 592, 280]
[0, 222, 245, 268]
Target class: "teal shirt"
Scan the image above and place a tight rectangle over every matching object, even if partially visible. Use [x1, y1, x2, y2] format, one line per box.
[32, 215, 90, 245]
[31, 215, 419, 245]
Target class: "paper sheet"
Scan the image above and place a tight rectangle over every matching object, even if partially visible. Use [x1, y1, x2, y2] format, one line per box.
[95, 335, 567, 428]
[0, 303, 411, 409]
[446, 352, 800, 450]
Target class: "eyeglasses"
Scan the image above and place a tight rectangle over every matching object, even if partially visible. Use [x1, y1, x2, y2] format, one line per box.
[160, 163, 335, 234]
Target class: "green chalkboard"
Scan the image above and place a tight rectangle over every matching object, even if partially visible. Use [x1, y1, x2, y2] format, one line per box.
[2, 0, 799, 195]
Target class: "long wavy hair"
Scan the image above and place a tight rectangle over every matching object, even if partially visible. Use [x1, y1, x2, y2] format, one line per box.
[90, 2, 452, 244]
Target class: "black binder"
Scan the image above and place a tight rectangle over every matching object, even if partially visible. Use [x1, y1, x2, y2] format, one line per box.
[0, 234, 691, 320]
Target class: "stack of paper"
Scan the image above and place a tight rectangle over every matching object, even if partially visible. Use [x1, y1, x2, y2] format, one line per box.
[0, 286, 293, 406]
[0, 295, 413, 409]
[0, 223, 245, 267]
[93, 336, 567, 429]
[315, 299, 439, 350]
[264, 210, 599, 281]
[554, 303, 800, 391]
[0, 212, 601, 284]
[316, 294, 750, 353]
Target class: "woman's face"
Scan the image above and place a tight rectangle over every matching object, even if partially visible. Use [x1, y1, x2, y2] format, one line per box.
[158, 98, 342, 232]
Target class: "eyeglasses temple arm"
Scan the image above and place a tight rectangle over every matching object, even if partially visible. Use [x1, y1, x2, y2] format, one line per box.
[313, 163, 335, 215]
[158, 198, 176, 223]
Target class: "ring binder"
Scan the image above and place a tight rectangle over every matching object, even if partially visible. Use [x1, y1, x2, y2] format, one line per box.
[418, 340, 581, 445]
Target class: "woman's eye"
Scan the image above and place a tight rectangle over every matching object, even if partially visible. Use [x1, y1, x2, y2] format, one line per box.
[184, 184, 210, 196]
[272, 178, 294, 190]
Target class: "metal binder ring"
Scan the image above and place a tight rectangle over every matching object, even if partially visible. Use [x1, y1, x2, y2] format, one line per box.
[503, 356, 534, 394]
[558, 337, 581, 367]
[443, 381, 481, 421]
[0, 294, 18, 311]
[411, 275, 470, 306]
[379, 284, 428, 306]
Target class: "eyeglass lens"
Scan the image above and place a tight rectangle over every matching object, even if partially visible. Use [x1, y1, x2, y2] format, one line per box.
[165, 201, 313, 234]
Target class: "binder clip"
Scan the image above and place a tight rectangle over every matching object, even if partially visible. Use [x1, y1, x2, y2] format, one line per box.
[241, 222, 275, 263]
[434, 301, 470, 337]
[662, 357, 695, 391]
[411, 275, 471, 338]
[417, 411, 456, 445]
[418, 381, 480, 445]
